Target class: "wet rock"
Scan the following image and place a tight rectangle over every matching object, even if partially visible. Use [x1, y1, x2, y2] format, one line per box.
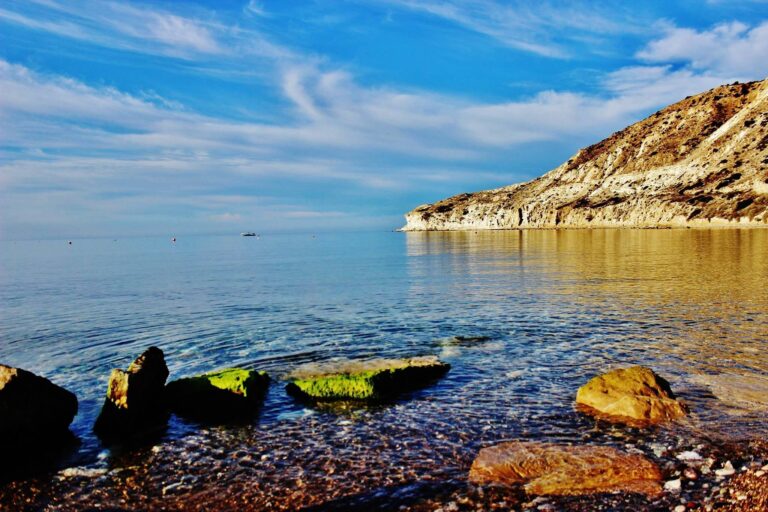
[468, 441, 662, 496]
[0, 364, 78, 442]
[576, 366, 687, 425]
[166, 368, 269, 421]
[285, 356, 450, 401]
[94, 347, 169, 440]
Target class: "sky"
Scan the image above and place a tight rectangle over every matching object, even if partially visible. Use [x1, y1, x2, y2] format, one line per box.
[1, 0, 768, 239]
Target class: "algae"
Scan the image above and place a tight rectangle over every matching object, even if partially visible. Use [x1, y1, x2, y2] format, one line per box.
[286, 357, 450, 401]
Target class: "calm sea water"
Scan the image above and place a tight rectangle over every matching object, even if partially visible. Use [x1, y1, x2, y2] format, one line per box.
[1, 230, 767, 507]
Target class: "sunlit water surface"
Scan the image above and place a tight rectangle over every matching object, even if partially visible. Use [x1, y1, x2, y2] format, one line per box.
[1, 230, 767, 509]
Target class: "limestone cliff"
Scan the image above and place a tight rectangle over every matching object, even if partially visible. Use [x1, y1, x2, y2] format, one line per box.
[402, 79, 768, 230]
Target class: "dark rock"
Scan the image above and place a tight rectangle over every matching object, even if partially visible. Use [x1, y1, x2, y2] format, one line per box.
[94, 347, 169, 441]
[0, 364, 77, 440]
[166, 368, 269, 421]
[0, 364, 79, 481]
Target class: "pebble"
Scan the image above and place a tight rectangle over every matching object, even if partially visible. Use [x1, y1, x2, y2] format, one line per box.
[715, 461, 735, 477]
[755, 470, 765, 477]
[665, 479, 682, 491]
[677, 451, 703, 461]
[683, 467, 698, 480]
[674, 505, 686, 512]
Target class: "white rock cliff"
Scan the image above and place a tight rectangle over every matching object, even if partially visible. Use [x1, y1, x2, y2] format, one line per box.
[402, 80, 768, 230]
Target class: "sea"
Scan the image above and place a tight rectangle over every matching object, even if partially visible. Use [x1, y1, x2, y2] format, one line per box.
[1, 229, 767, 509]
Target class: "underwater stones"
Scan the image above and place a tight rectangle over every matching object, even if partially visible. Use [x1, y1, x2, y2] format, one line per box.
[469, 441, 663, 497]
[576, 366, 687, 425]
[166, 368, 270, 420]
[0, 364, 78, 443]
[285, 356, 450, 401]
[94, 347, 169, 440]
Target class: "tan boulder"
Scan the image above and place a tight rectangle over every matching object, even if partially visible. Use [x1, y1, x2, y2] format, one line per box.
[576, 366, 687, 425]
[469, 441, 662, 496]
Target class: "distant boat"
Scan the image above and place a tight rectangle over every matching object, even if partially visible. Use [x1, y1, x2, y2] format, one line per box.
[241, 232, 257, 237]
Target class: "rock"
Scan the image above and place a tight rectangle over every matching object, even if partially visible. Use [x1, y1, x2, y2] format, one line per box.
[575, 366, 687, 425]
[285, 356, 450, 401]
[402, 80, 768, 231]
[0, 364, 78, 442]
[677, 451, 703, 461]
[684, 467, 699, 480]
[690, 373, 768, 412]
[715, 461, 736, 477]
[94, 347, 169, 440]
[468, 441, 662, 496]
[166, 368, 269, 420]
[664, 478, 682, 491]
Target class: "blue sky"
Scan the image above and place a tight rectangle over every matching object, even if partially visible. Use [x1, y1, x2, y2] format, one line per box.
[1, 0, 768, 239]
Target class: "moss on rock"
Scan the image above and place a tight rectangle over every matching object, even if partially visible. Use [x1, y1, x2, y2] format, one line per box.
[166, 368, 269, 420]
[285, 356, 450, 402]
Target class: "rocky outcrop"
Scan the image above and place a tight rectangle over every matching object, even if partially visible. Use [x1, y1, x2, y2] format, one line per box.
[469, 441, 662, 496]
[94, 347, 169, 440]
[166, 368, 270, 421]
[576, 366, 687, 425]
[403, 80, 768, 230]
[0, 364, 77, 442]
[285, 356, 450, 401]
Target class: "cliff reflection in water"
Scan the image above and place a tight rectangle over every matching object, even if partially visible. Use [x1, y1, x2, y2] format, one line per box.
[405, 229, 768, 425]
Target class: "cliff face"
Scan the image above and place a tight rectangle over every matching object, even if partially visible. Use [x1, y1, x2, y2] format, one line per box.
[402, 80, 768, 230]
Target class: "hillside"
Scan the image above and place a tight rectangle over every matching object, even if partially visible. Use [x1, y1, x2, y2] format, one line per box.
[402, 80, 768, 230]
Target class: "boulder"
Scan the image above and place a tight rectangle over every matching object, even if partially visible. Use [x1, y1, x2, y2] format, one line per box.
[166, 368, 270, 420]
[469, 441, 662, 496]
[285, 356, 450, 401]
[576, 366, 687, 425]
[0, 364, 78, 441]
[94, 347, 169, 440]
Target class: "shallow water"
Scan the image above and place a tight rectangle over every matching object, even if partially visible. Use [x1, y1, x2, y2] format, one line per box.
[1, 229, 767, 509]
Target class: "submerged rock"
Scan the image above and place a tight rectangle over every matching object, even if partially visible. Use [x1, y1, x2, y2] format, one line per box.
[0, 364, 78, 442]
[166, 368, 270, 420]
[285, 356, 450, 401]
[94, 347, 169, 440]
[576, 366, 687, 425]
[469, 441, 662, 496]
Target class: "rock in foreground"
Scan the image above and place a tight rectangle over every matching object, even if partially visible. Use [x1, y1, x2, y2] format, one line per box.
[285, 356, 450, 401]
[469, 441, 662, 496]
[0, 364, 77, 442]
[166, 368, 270, 420]
[94, 347, 169, 440]
[576, 366, 687, 425]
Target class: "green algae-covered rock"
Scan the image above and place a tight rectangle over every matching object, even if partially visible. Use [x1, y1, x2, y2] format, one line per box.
[285, 356, 450, 402]
[166, 368, 270, 420]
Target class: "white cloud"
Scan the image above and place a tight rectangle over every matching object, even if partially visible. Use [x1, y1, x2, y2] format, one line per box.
[1, 0, 224, 57]
[373, 0, 644, 57]
[637, 21, 768, 77]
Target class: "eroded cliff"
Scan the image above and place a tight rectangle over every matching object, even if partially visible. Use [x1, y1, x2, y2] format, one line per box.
[403, 80, 768, 230]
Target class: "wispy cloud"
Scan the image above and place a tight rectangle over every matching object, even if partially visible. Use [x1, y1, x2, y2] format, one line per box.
[373, 0, 645, 57]
[1, 0, 225, 58]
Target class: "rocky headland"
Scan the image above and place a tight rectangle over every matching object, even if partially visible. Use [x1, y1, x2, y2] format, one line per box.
[403, 79, 768, 231]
